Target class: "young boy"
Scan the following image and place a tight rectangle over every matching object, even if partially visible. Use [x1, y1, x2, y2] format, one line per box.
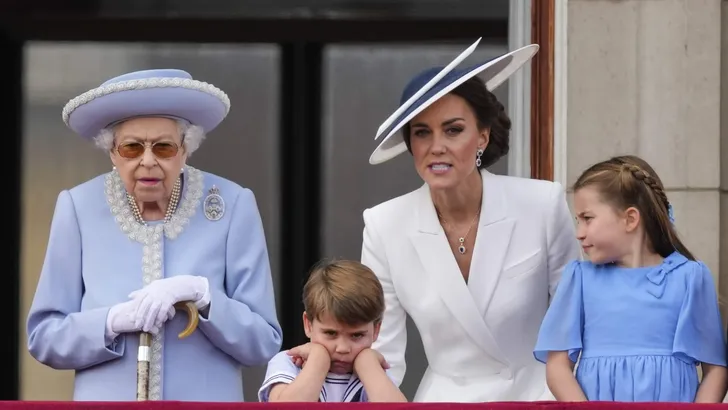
[258, 259, 407, 402]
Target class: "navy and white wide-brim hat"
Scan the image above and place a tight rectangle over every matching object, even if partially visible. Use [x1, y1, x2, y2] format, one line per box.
[61, 69, 231, 140]
[369, 38, 539, 165]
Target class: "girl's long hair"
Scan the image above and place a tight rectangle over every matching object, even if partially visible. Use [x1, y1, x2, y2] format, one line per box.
[573, 155, 694, 260]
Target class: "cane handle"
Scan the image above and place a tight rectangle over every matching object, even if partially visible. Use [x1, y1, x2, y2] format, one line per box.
[174, 301, 199, 339]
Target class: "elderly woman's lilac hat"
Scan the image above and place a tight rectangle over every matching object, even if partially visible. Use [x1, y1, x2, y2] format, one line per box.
[61, 69, 230, 140]
[369, 38, 539, 165]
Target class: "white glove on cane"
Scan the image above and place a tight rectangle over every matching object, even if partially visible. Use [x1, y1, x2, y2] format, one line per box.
[105, 298, 171, 344]
[129, 275, 210, 333]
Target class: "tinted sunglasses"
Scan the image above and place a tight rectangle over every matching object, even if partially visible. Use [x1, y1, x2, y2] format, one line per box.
[115, 141, 180, 159]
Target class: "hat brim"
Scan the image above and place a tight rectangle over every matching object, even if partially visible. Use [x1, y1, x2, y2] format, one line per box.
[63, 77, 230, 140]
[368, 43, 539, 165]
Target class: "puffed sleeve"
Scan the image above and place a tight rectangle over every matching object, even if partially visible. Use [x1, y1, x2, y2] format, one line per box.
[545, 182, 582, 298]
[362, 209, 407, 387]
[196, 188, 283, 366]
[27, 190, 125, 370]
[533, 260, 584, 364]
[673, 261, 726, 366]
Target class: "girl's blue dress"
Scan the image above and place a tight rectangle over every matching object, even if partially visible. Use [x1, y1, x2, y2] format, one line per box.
[534, 252, 726, 402]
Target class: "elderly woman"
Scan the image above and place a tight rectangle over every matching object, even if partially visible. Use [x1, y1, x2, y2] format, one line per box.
[26, 69, 283, 401]
[361, 39, 582, 402]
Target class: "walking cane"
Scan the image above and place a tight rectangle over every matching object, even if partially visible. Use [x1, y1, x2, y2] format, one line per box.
[136, 301, 200, 401]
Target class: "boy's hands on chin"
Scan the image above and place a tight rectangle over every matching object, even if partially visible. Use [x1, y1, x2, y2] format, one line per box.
[353, 348, 390, 373]
[287, 342, 330, 369]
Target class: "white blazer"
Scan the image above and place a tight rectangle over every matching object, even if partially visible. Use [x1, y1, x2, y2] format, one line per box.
[361, 170, 582, 402]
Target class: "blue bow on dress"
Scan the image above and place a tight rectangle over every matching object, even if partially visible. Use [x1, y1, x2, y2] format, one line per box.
[645, 252, 687, 298]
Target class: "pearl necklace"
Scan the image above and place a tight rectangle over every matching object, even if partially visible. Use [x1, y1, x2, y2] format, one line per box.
[127, 177, 182, 226]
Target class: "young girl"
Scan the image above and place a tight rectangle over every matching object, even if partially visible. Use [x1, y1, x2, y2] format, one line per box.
[534, 155, 728, 402]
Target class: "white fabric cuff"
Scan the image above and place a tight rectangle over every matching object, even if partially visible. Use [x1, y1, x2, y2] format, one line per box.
[194, 276, 211, 310]
[257, 373, 295, 402]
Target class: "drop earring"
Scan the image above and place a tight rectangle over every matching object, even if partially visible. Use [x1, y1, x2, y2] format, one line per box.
[475, 148, 484, 168]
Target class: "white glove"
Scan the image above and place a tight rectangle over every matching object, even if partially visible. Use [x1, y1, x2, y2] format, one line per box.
[105, 298, 172, 344]
[128, 275, 210, 333]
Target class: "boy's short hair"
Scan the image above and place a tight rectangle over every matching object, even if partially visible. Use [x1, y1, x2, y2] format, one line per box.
[303, 259, 384, 326]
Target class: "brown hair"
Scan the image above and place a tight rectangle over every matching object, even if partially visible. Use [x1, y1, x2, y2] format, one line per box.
[402, 76, 511, 169]
[303, 259, 385, 326]
[573, 155, 694, 260]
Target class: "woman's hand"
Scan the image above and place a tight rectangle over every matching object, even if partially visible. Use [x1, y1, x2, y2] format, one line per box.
[106, 298, 171, 342]
[129, 275, 209, 333]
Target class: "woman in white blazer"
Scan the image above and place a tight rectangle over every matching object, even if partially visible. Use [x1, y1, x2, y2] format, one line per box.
[361, 39, 582, 402]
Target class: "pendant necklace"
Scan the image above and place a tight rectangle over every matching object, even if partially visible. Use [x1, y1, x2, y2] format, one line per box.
[438, 209, 481, 255]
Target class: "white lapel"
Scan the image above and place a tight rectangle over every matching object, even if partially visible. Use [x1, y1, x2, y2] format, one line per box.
[467, 170, 515, 317]
[408, 178, 508, 366]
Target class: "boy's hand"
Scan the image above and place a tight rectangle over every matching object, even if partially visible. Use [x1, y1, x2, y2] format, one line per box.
[287, 342, 330, 369]
[351, 348, 407, 402]
[353, 348, 390, 372]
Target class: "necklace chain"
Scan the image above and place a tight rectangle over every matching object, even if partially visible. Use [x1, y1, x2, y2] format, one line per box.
[438, 209, 481, 255]
[127, 177, 182, 226]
